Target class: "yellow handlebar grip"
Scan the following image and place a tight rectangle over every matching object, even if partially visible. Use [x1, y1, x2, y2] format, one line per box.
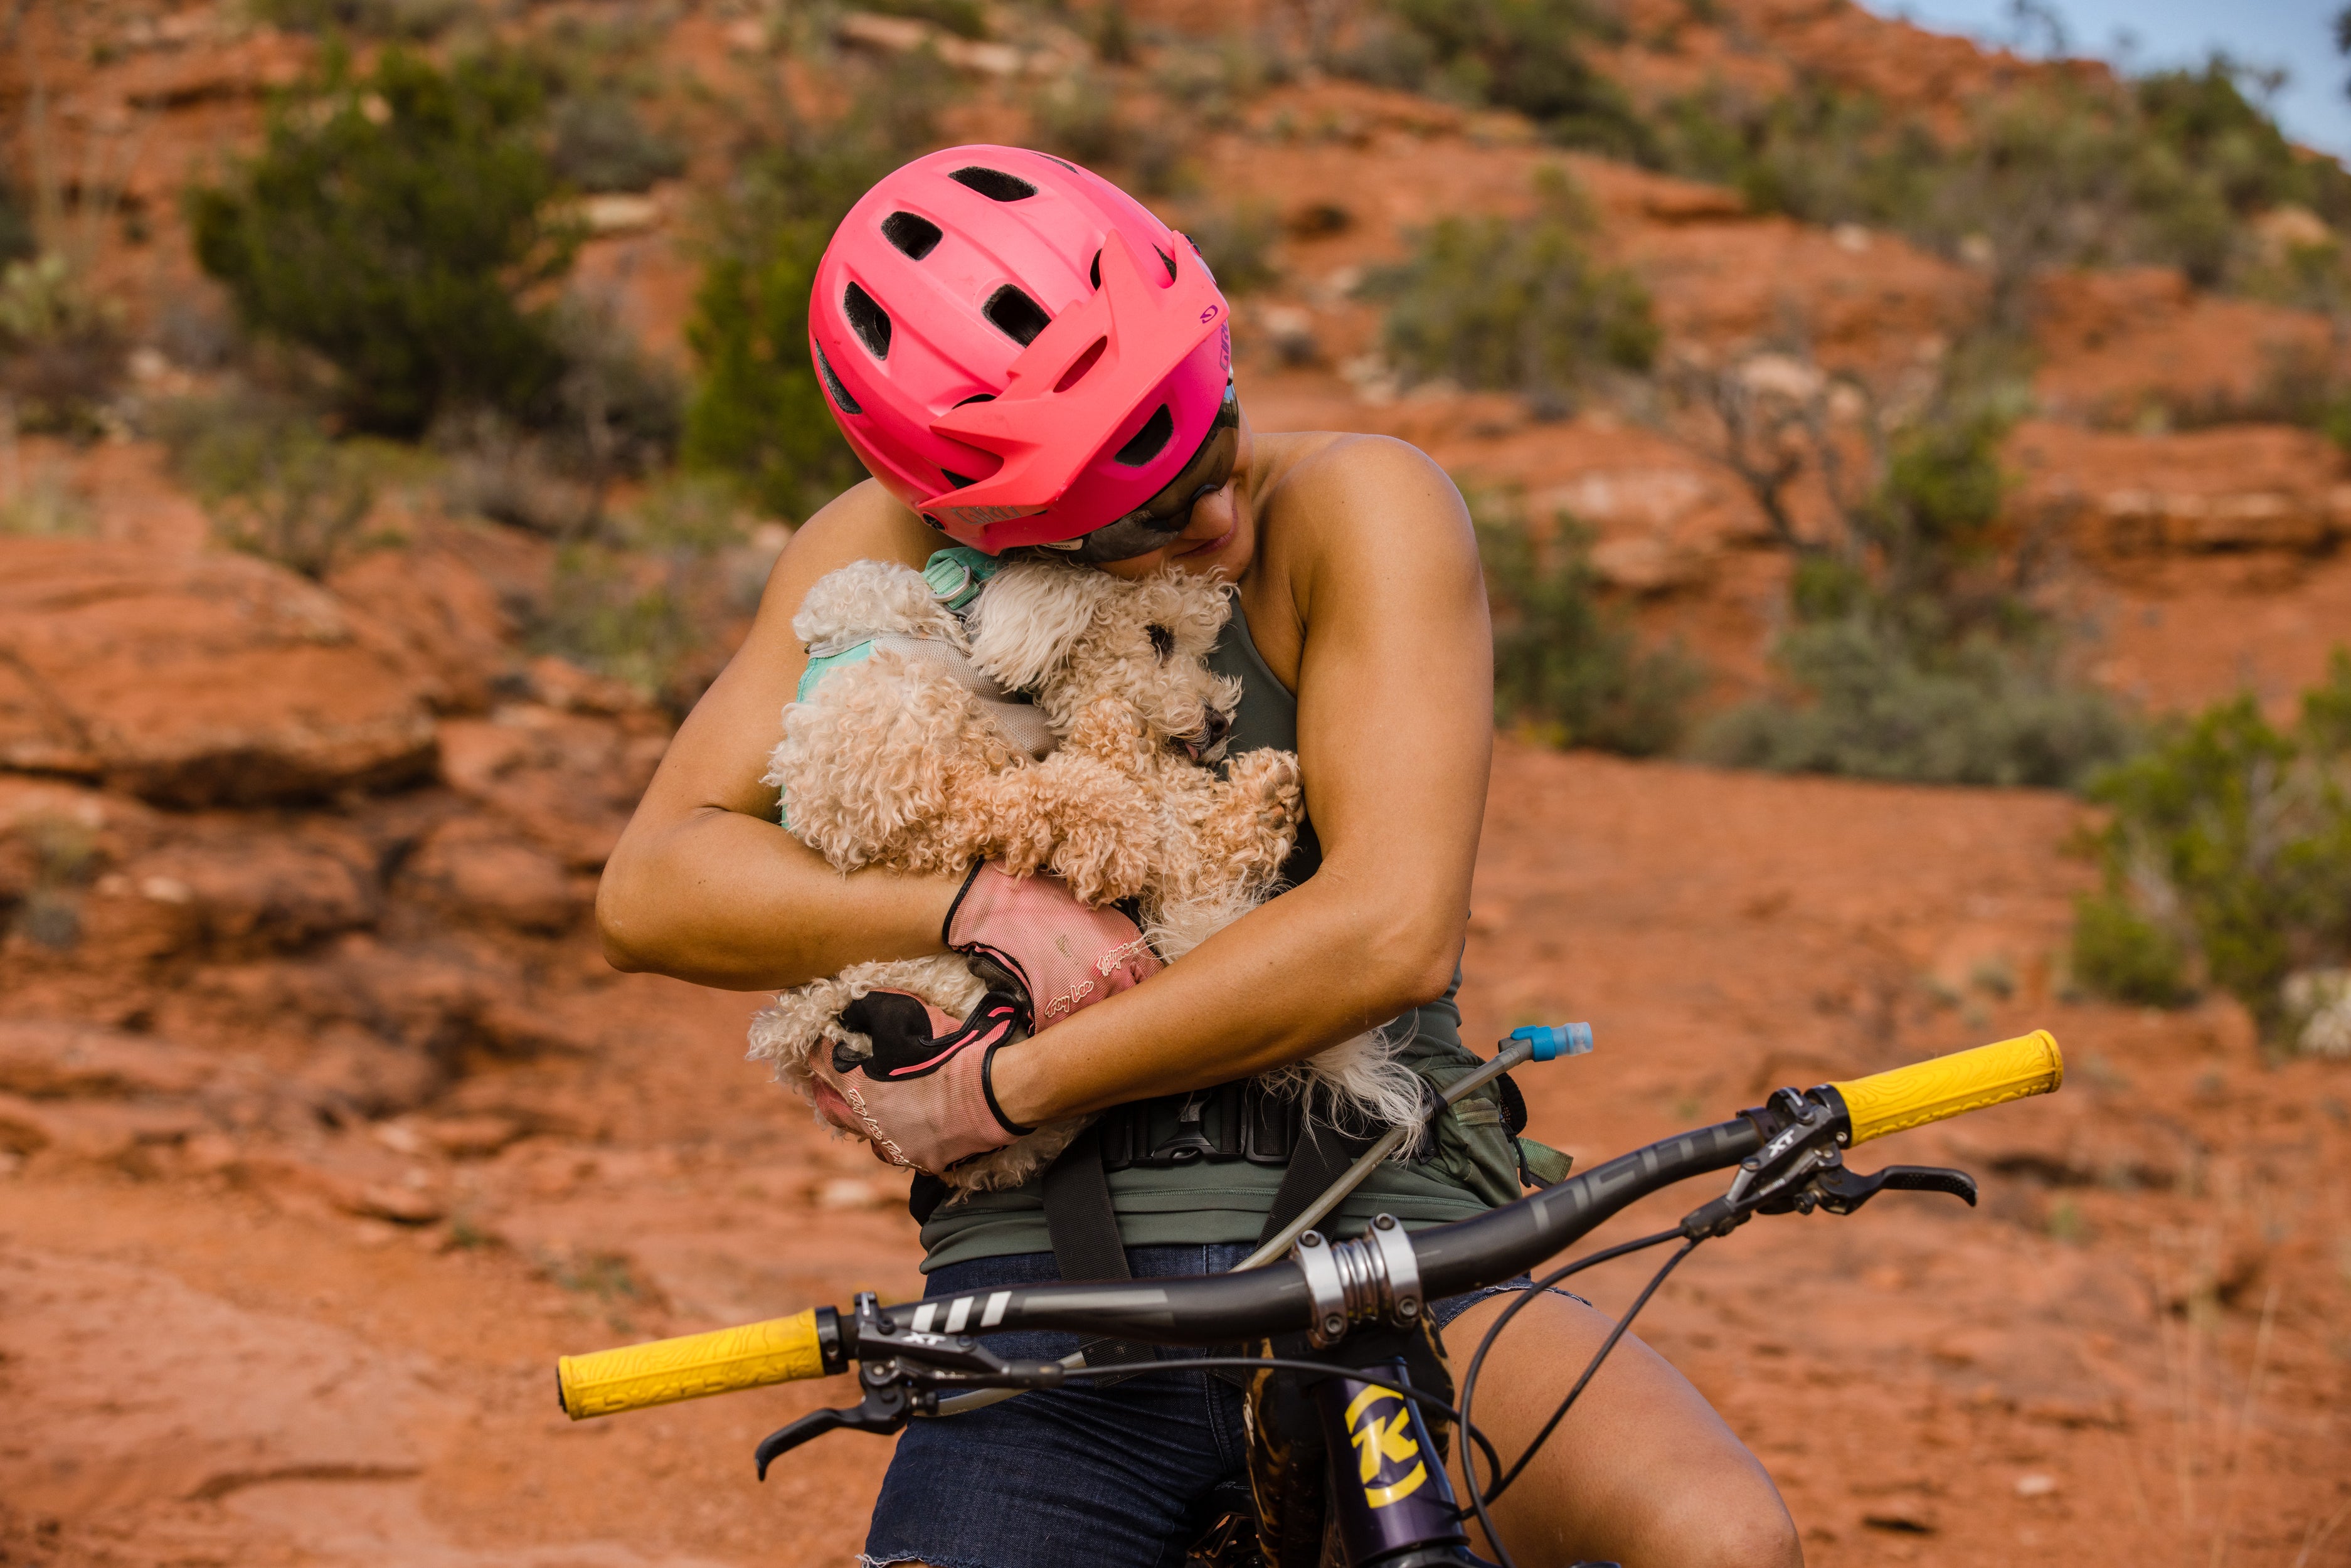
[558, 1308, 830, 1419]
[1828, 1030, 2064, 1146]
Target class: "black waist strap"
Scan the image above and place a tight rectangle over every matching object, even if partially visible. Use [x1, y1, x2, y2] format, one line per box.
[1094, 1080, 1302, 1171]
[898, 1082, 1305, 1231]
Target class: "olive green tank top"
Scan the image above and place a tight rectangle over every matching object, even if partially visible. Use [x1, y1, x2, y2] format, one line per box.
[916, 600, 1523, 1271]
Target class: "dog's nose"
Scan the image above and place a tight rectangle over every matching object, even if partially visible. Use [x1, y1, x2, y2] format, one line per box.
[1204, 707, 1232, 746]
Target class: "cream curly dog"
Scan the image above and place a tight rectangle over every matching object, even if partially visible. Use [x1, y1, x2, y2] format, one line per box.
[748, 555, 1421, 1191]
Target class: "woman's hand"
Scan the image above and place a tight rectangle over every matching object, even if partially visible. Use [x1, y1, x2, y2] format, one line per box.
[819, 865, 1162, 1170]
[812, 990, 1029, 1172]
[944, 864, 1162, 1026]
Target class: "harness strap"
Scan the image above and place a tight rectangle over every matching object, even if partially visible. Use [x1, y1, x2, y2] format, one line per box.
[1041, 1125, 1129, 1281]
[1040, 1125, 1156, 1370]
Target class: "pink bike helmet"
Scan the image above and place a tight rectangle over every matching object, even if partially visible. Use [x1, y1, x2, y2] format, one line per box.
[808, 144, 1234, 557]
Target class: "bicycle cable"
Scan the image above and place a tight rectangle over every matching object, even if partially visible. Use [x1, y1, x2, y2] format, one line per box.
[1451, 1226, 1699, 1568]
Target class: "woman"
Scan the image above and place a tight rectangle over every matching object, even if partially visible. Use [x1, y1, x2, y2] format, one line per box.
[598, 146, 1800, 1568]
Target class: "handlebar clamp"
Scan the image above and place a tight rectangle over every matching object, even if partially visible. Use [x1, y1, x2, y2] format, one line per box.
[1293, 1214, 1425, 1349]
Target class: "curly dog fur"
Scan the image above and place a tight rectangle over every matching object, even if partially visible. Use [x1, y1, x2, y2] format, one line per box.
[749, 556, 1422, 1192]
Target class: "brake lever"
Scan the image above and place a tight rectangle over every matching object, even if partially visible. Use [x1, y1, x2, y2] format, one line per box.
[1807, 1163, 1977, 1214]
[750, 1290, 1072, 1477]
[754, 1366, 921, 1479]
[1678, 1145, 1980, 1237]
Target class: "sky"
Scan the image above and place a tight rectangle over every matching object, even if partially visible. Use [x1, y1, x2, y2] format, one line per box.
[1859, 0, 2351, 161]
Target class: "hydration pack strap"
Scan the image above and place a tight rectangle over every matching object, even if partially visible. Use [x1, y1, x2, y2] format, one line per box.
[1041, 1125, 1129, 1282]
[1041, 1125, 1157, 1370]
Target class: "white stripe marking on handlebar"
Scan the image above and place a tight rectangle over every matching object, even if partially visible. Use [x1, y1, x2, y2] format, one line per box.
[982, 1291, 1011, 1327]
[913, 1303, 937, 1332]
[1030, 1288, 1171, 1310]
[945, 1296, 973, 1333]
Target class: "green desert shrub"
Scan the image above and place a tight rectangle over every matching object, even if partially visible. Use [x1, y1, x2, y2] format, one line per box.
[187, 47, 576, 437]
[2071, 891, 2194, 1008]
[1369, 171, 1656, 418]
[1030, 69, 1192, 196]
[862, 0, 992, 40]
[0, 250, 126, 436]
[0, 465, 93, 539]
[1478, 504, 1700, 756]
[684, 60, 948, 519]
[533, 476, 748, 702]
[1152, 34, 1284, 130]
[154, 392, 395, 578]
[1339, 0, 1650, 158]
[1032, 69, 1130, 166]
[1700, 620, 2137, 788]
[1658, 61, 2351, 308]
[4, 815, 100, 951]
[1184, 203, 1282, 295]
[1692, 352, 2138, 788]
[253, 0, 474, 39]
[2071, 654, 2351, 1038]
[0, 179, 37, 268]
[549, 95, 686, 193]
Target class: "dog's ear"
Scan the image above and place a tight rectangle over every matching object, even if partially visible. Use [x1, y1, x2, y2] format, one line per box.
[966, 561, 1115, 690]
[793, 559, 965, 649]
[1132, 568, 1234, 657]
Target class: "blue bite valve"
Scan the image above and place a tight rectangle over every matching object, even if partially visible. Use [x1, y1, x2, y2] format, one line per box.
[1510, 1023, 1595, 1062]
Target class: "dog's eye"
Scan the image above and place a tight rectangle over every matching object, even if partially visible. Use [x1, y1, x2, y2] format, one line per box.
[1147, 624, 1175, 660]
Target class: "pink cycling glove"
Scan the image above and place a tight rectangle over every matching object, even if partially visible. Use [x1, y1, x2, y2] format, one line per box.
[943, 862, 1162, 1029]
[811, 990, 1029, 1173]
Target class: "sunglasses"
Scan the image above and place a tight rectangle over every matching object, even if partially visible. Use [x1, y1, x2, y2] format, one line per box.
[1036, 384, 1241, 564]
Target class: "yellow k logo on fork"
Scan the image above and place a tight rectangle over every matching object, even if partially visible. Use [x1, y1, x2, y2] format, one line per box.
[1345, 1387, 1429, 1507]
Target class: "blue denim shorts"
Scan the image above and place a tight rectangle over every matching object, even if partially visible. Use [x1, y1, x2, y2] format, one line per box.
[861, 1242, 1584, 1568]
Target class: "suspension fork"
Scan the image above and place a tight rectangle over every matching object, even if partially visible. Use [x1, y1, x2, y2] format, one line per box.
[1313, 1359, 1475, 1567]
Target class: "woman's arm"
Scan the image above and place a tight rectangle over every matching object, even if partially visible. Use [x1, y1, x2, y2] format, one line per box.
[595, 482, 962, 990]
[989, 437, 1493, 1123]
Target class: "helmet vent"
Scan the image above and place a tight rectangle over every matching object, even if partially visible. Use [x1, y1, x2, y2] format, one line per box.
[939, 468, 978, 489]
[843, 283, 892, 359]
[983, 285, 1051, 346]
[815, 347, 861, 415]
[1113, 404, 1174, 467]
[950, 167, 1038, 202]
[1089, 250, 1101, 289]
[1156, 246, 1177, 281]
[881, 211, 943, 260]
[1054, 337, 1107, 392]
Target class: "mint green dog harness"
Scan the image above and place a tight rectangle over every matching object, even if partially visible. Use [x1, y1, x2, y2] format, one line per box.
[783, 550, 1051, 827]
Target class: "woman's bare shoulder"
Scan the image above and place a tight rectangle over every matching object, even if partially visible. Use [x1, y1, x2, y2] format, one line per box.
[777, 479, 940, 583]
[1257, 432, 1473, 586]
[1261, 432, 1465, 539]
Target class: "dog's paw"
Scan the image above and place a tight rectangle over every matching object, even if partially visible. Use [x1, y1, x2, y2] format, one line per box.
[1226, 748, 1305, 827]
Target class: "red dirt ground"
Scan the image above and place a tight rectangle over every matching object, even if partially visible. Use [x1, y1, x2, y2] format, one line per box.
[6, 746, 2348, 1565]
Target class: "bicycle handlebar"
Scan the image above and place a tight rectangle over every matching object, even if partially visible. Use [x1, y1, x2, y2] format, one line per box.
[555, 1030, 2063, 1421]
